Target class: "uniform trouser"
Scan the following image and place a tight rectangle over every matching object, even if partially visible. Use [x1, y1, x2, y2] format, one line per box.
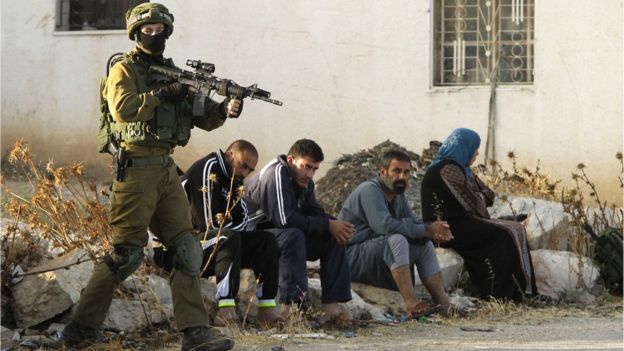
[268, 228, 352, 304]
[154, 230, 280, 306]
[72, 158, 208, 331]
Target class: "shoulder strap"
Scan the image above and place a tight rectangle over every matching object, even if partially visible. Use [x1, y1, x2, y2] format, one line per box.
[106, 52, 125, 75]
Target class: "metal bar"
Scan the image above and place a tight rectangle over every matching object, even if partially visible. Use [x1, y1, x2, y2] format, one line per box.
[441, 0, 446, 83]
[461, 39, 466, 76]
[453, 39, 458, 75]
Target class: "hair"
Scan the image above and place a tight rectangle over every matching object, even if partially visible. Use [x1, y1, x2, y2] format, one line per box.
[287, 139, 324, 162]
[226, 139, 258, 157]
[380, 150, 411, 169]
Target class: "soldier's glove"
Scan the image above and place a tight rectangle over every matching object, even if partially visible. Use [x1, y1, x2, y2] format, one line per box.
[154, 83, 190, 103]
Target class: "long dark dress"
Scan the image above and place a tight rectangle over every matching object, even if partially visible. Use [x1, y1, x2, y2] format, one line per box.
[421, 159, 537, 301]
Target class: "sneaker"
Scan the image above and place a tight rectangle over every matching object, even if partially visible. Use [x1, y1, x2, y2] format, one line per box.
[181, 326, 234, 351]
[60, 320, 104, 347]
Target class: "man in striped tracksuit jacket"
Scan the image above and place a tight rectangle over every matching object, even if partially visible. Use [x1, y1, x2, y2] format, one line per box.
[244, 139, 355, 322]
[154, 140, 280, 326]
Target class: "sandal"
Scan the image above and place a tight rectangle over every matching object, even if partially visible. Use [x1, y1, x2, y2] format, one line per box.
[408, 303, 444, 319]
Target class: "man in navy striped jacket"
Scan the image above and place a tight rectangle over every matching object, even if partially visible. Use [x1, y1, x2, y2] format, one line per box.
[154, 140, 280, 327]
[244, 139, 355, 322]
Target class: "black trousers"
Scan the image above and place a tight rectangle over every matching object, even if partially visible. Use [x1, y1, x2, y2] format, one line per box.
[268, 228, 352, 304]
[153, 230, 279, 303]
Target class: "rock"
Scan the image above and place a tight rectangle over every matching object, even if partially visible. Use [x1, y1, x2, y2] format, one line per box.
[531, 249, 601, 302]
[447, 293, 478, 310]
[102, 299, 172, 332]
[148, 274, 173, 305]
[237, 269, 260, 320]
[414, 248, 465, 291]
[305, 279, 387, 320]
[585, 207, 622, 230]
[46, 322, 65, 335]
[10, 264, 25, 284]
[200, 277, 218, 319]
[307, 260, 320, 271]
[488, 196, 573, 250]
[1, 326, 21, 348]
[11, 248, 94, 328]
[350, 282, 405, 315]
[343, 287, 388, 321]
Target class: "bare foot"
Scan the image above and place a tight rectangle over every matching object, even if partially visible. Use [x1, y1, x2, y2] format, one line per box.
[214, 306, 239, 327]
[316, 303, 343, 325]
[256, 307, 283, 329]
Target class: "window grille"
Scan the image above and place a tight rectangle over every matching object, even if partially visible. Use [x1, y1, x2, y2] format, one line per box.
[56, 0, 148, 31]
[433, 0, 534, 86]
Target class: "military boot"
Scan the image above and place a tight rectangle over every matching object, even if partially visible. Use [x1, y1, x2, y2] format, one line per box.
[181, 326, 234, 351]
[60, 320, 105, 347]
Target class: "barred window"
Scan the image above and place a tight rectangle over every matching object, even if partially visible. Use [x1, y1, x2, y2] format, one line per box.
[56, 0, 148, 31]
[433, 0, 534, 86]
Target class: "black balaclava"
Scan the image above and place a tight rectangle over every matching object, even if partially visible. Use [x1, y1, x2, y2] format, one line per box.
[138, 31, 166, 55]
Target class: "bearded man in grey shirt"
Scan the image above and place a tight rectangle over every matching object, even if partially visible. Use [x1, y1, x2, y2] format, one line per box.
[338, 150, 462, 317]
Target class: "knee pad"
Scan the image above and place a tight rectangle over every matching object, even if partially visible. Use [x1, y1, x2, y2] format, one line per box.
[172, 232, 203, 275]
[104, 245, 144, 282]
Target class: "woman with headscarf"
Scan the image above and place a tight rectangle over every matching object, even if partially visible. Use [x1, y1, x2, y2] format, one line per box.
[421, 128, 537, 301]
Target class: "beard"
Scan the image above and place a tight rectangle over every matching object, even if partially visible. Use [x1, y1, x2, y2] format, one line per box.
[382, 177, 407, 194]
[233, 174, 244, 184]
[393, 180, 407, 194]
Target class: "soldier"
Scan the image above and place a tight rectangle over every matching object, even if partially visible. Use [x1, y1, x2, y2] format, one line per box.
[61, 3, 240, 351]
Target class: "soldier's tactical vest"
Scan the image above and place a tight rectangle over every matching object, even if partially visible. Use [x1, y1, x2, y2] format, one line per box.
[98, 52, 192, 154]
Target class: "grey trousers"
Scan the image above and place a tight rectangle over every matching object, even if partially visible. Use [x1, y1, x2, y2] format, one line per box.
[346, 234, 441, 291]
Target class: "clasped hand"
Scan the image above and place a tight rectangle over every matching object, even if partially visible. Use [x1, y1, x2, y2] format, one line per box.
[425, 220, 454, 244]
[328, 219, 355, 245]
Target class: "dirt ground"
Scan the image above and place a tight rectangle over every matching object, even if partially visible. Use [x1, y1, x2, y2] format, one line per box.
[154, 303, 623, 351]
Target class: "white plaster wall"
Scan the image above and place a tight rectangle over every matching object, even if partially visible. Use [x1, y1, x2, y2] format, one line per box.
[1, 0, 622, 204]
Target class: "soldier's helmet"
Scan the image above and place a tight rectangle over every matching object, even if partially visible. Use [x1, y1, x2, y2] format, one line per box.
[125, 3, 174, 40]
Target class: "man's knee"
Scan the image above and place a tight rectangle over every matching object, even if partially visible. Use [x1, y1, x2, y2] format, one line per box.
[104, 245, 145, 282]
[276, 228, 305, 252]
[171, 232, 203, 275]
[387, 234, 409, 259]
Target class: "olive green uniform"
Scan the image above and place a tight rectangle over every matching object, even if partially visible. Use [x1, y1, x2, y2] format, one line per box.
[73, 49, 227, 331]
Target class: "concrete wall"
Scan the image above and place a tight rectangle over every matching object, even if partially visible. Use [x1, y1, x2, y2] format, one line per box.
[1, 0, 622, 204]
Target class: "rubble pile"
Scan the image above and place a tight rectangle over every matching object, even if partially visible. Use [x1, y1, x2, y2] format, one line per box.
[316, 140, 441, 217]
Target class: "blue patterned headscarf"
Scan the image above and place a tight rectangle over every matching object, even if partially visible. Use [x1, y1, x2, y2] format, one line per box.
[428, 128, 481, 177]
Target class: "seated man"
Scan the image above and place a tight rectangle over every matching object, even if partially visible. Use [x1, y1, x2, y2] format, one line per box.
[338, 150, 460, 317]
[154, 140, 280, 326]
[244, 139, 355, 322]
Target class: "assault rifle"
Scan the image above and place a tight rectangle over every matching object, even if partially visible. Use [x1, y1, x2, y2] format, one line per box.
[149, 59, 283, 106]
